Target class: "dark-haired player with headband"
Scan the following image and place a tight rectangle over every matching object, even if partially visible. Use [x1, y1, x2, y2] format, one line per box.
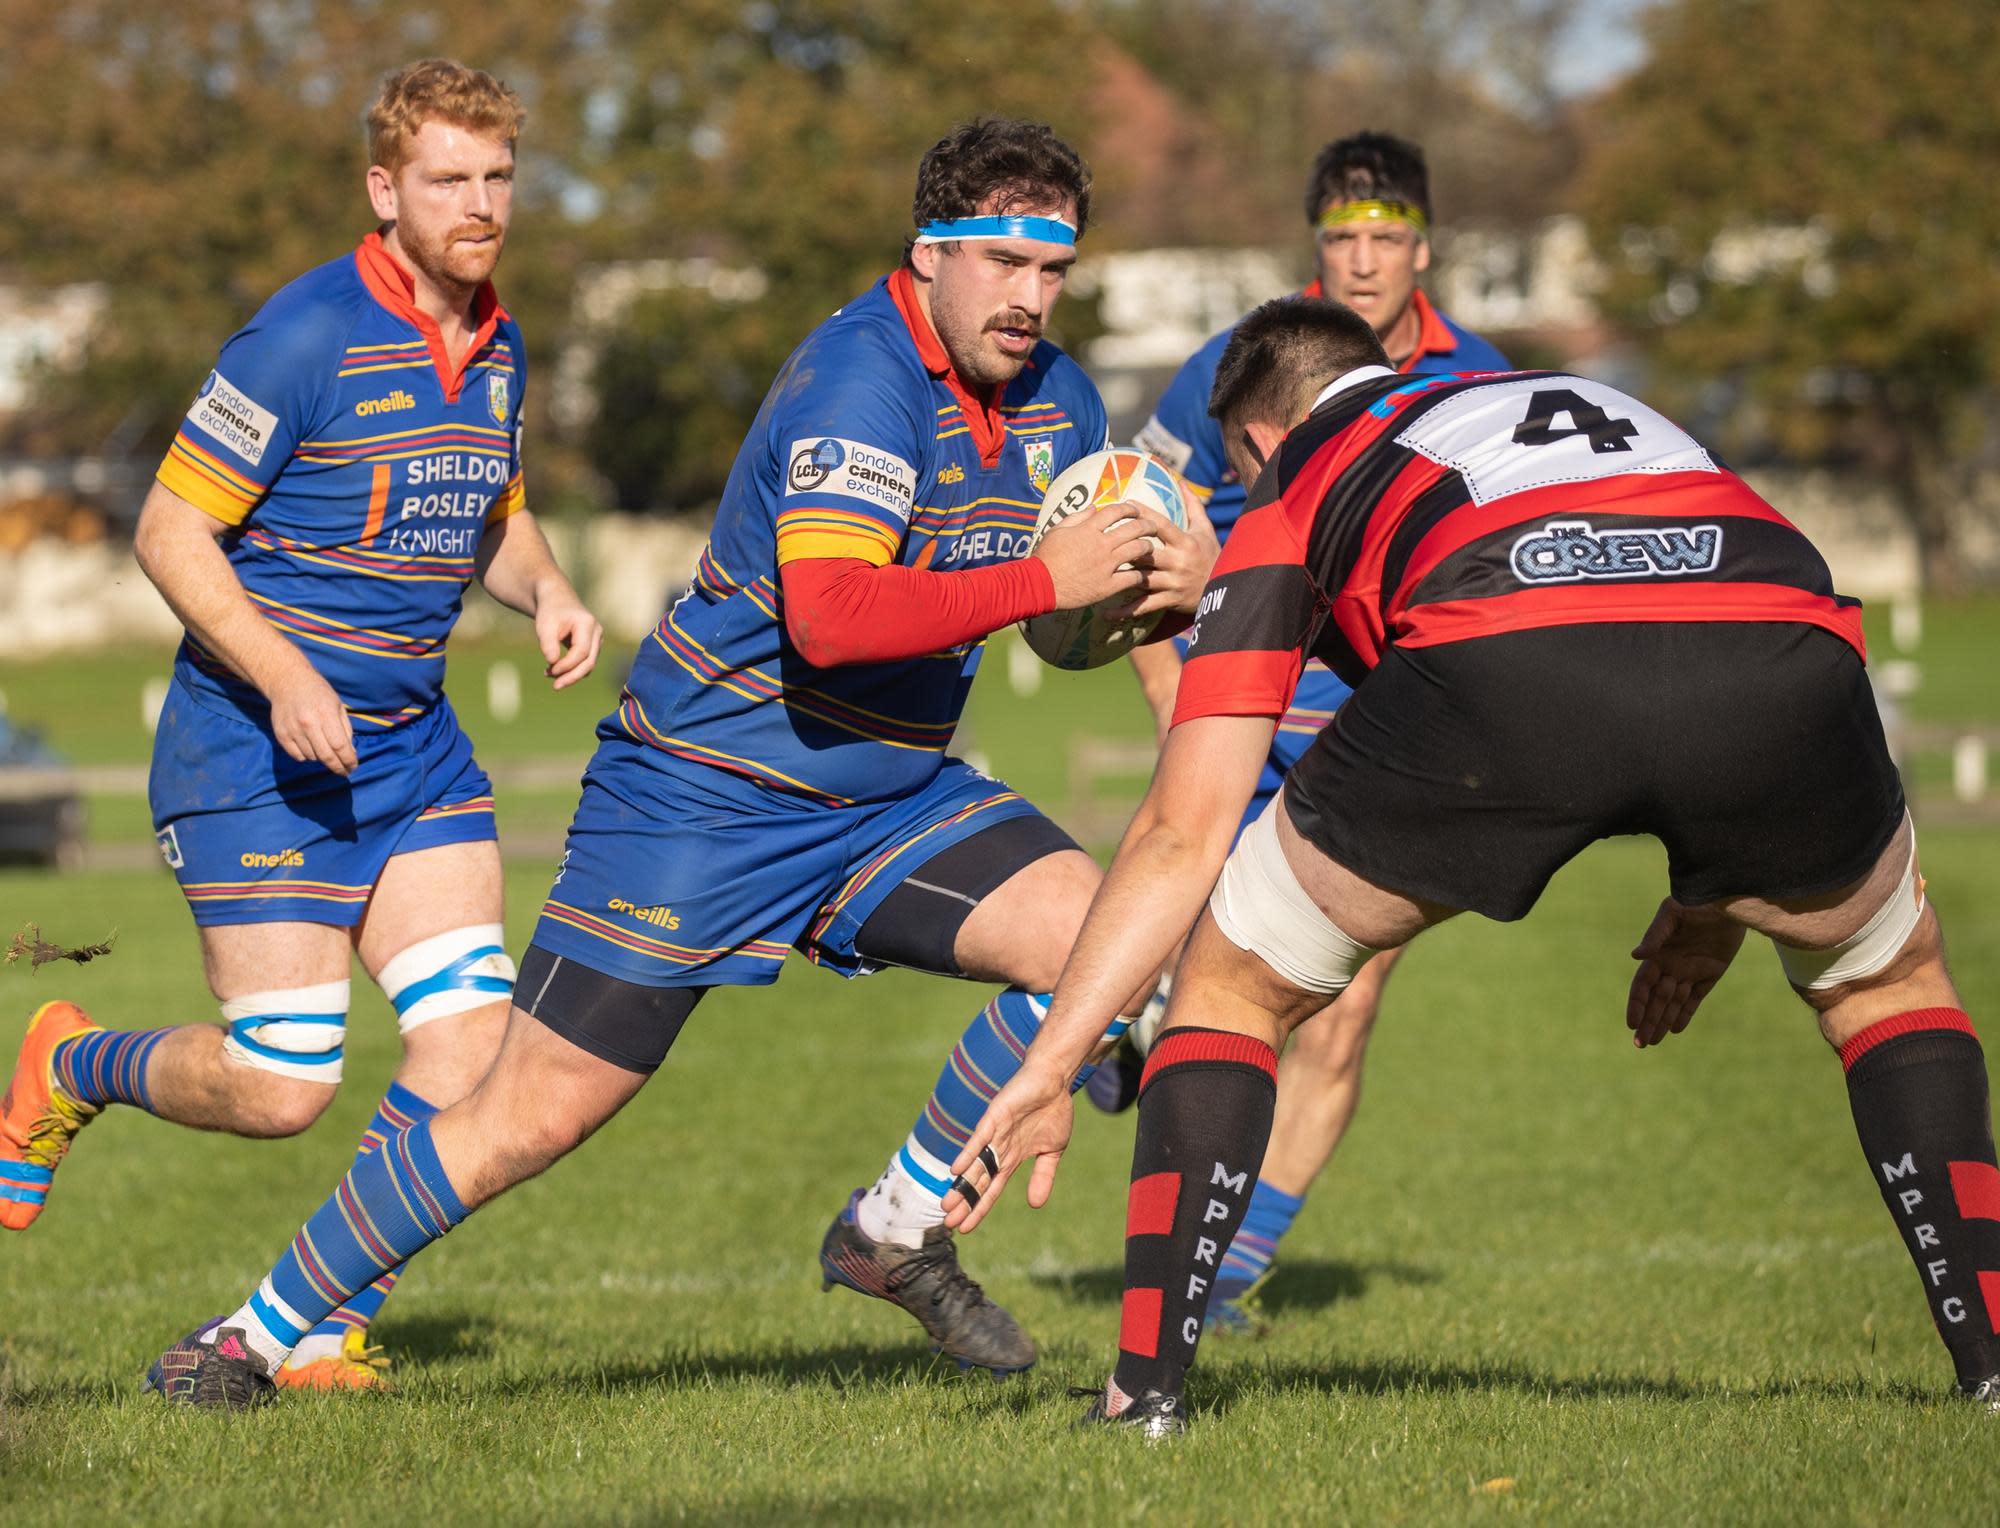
[1096, 132, 1510, 1332]
[149, 119, 1219, 1408]
[947, 295, 1995, 1435]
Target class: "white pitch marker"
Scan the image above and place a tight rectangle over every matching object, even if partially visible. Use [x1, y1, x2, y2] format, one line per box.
[141, 676, 170, 734]
[487, 660, 522, 722]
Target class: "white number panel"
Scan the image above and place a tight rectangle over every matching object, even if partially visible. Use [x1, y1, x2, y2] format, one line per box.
[1394, 376, 1717, 506]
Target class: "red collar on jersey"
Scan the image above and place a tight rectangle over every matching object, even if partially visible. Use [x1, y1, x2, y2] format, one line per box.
[888, 267, 1007, 467]
[353, 230, 509, 403]
[1300, 280, 1456, 374]
[1402, 288, 1458, 369]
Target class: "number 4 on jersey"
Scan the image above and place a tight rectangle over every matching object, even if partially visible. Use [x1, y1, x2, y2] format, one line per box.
[1512, 389, 1640, 455]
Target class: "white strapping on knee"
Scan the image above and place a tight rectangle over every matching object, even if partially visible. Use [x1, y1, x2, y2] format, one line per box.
[220, 980, 351, 1083]
[378, 924, 516, 1034]
[1209, 798, 1379, 996]
[1772, 827, 1924, 991]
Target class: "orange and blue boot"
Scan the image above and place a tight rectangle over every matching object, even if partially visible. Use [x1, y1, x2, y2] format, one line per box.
[0, 1001, 102, 1230]
[273, 1327, 394, 1392]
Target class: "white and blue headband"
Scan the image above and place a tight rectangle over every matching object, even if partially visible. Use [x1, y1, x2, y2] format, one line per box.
[912, 215, 1077, 247]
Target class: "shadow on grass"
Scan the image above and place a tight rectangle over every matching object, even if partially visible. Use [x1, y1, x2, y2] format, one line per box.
[459, 1340, 1056, 1416]
[1030, 1256, 1441, 1313]
[372, 1310, 497, 1365]
[1187, 1355, 1941, 1415]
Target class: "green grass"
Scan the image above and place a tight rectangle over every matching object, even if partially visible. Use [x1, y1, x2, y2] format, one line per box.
[4, 832, 1999, 1522]
[4, 619, 2000, 1522]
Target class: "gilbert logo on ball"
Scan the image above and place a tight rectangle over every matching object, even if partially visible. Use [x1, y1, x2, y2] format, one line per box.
[1020, 448, 1191, 671]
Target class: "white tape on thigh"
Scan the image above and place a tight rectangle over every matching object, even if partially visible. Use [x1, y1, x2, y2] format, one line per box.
[379, 923, 516, 1034]
[1773, 829, 1925, 991]
[1209, 798, 1379, 995]
[220, 980, 351, 1083]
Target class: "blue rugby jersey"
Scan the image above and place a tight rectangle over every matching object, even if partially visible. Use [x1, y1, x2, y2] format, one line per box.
[155, 231, 526, 726]
[614, 269, 1110, 805]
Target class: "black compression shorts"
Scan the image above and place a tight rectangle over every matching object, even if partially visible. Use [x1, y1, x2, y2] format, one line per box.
[1282, 622, 1905, 922]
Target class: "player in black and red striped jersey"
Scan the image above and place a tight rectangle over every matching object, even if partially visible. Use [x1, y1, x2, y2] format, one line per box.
[943, 296, 2000, 1435]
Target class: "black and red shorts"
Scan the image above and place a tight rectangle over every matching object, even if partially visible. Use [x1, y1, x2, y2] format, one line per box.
[1282, 622, 1905, 922]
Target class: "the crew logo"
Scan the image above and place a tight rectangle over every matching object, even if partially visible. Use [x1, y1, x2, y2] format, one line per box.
[1023, 437, 1055, 494]
[487, 371, 510, 425]
[240, 849, 306, 868]
[356, 389, 416, 417]
[1511, 519, 1723, 584]
[789, 438, 846, 492]
[609, 897, 681, 930]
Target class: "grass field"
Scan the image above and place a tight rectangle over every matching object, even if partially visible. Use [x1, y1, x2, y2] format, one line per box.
[3, 613, 2000, 1523]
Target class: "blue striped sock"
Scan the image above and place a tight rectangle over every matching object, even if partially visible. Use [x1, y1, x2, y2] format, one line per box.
[227, 1117, 467, 1369]
[871, 988, 1129, 1225]
[52, 1028, 171, 1111]
[1216, 1179, 1304, 1295]
[302, 1081, 438, 1343]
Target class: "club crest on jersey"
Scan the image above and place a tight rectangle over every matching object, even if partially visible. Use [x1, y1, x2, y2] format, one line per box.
[1023, 437, 1055, 494]
[487, 371, 510, 425]
[1511, 519, 1724, 584]
[156, 825, 183, 870]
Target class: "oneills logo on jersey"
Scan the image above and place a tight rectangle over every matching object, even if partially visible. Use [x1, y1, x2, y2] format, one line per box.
[609, 897, 681, 930]
[239, 849, 306, 869]
[1511, 520, 1724, 584]
[1023, 437, 1055, 495]
[936, 463, 966, 486]
[356, 389, 417, 417]
[487, 371, 510, 425]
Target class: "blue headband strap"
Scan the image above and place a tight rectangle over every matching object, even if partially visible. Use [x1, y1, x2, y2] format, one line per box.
[914, 215, 1077, 247]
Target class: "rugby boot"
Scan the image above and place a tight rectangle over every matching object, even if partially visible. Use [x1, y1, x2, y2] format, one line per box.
[1959, 1375, 2000, 1413]
[0, 1001, 102, 1229]
[275, 1327, 393, 1392]
[146, 1320, 275, 1410]
[1083, 1035, 1144, 1115]
[1205, 1267, 1274, 1338]
[819, 1188, 1038, 1374]
[1074, 1383, 1188, 1440]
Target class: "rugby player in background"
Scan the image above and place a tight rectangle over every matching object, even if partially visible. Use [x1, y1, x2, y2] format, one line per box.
[1096, 133, 1511, 1332]
[948, 297, 1998, 1435]
[0, 60, 601, 1392]
[149, 119, 1220, 1409]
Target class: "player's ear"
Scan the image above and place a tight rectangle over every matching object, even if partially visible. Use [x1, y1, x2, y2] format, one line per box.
[1246, 418, 1287, 465]
[909, 241, 941, 282]
[1414, 238, 1432, 275]
[365, 163, 398, 224]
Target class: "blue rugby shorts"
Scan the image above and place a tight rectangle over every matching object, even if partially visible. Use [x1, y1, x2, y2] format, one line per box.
[148, 676, 496, 927]
[528, 735, 1044, 988]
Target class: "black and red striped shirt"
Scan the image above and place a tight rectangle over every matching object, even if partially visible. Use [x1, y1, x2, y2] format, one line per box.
[1173, 367, 1866, 726]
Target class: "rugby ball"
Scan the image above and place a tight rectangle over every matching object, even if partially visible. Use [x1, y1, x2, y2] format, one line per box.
[1020, 449, 1191, 671]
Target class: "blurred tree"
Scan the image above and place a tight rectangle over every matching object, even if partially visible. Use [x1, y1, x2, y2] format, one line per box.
[1580, 0, 2000, 590]
[0, 2, 595, 459]
[1100, 0, 1583, 242]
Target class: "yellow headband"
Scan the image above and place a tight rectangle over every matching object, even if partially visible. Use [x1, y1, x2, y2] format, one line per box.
[1317, 199, 1429, 240]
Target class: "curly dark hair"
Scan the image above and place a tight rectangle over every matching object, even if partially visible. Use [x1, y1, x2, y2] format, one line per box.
[1302, 131, 1431, 228]
[904, 118, 1092, 263]
[1208, 296, 1389, 433]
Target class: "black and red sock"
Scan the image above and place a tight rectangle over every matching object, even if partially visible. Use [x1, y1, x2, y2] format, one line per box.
[1841, 1007, 2000, 1385]
[1111, 1027, 1278, 1404]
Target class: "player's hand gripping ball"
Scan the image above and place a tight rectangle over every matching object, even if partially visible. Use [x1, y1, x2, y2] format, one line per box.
[1020, 449, 1192, 670]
